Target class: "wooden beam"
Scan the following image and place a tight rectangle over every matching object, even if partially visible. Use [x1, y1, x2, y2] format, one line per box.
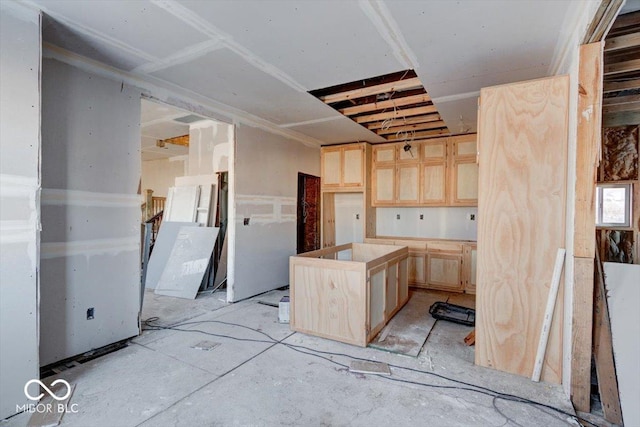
[571, 257, 594, 411]
[603, 58, 640, 76]
[603, 94, 640, 105]
[160, 134, 189, 146]
[605, 32, 640, 52]
[366, 114, 441, 130]
[339, 93, 431, 116]
[583, 0, 624, 43]
[603, 110, 640, 126]
[376, 120, 447, 135]
[603, 78, 640, 93]
[593, 252, 623, 425]
[609, 9, 640, 32]
[355, 105, 439, 124]
[319, 77, 423, 104]
[602, 101, 640, 113]
[385, 128, 449, 141]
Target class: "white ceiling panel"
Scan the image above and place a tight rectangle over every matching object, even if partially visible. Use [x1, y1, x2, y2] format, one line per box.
[142, 121, 189, 140]
[33, 0, 209, 59]
[289, 117, 387, 145]
[385, 0, 572, 97]
[42, 15, 148, 71]
[433, 97, 480, 135]
[151, 48, 340, 125]
[180, 0, 404, 90]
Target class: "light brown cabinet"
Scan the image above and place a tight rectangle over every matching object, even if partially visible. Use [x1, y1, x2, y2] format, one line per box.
[371, 135, 478, 207]
[321, 143, 365, 190]
[463, 243, 477, 294]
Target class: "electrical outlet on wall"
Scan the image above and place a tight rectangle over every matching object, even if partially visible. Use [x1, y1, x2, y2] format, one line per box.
[244, 218, 250, 226]
[355, 214, 360, 220]
[468, 213, 476, 221]
[419, 214, 424, 220]
[87, 307, 94, 320]
[396, 214, 401, 220]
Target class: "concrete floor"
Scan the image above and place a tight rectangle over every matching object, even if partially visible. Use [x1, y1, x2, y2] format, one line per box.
[3, 289, 580, 427]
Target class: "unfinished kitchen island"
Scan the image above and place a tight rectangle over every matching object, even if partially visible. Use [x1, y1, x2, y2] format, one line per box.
[290, 243, 409, 347]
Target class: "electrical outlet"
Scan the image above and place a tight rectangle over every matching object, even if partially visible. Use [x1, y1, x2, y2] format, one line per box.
[87, 307, 94, 320]
[243, 218, 250, 226]
[468, 213, 476, 221]
[396, 214, 401, 220]
[419, 214, 424, 220]
[355, 214, 360, 220]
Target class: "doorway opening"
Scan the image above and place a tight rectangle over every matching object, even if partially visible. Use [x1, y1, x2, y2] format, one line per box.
[296, 173, 321, 254]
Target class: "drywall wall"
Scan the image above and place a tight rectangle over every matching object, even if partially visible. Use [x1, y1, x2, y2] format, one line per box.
[0, 3, 41, 419]
[188, 120, 232, 176]
[376, 207, 478, 241]
[141, 156, 187, 197]
[40, 58, 141, 365]
[231, 125, 319, 302]
[603, 262, 640, 427]
[334, 193, 364, 260]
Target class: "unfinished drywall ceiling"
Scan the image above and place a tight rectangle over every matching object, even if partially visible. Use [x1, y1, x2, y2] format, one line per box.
[0, 2, 41, 419]
[33, 0, 585, 144]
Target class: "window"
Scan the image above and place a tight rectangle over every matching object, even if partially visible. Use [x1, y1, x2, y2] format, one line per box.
[596, 183, 632, 228]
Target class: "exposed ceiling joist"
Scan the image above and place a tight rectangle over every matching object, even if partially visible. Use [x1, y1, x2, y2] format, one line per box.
[366, 114, 441, 130]
[376, 120, 447, 136]
[385, 128, 449, 140]
[603, 78, 640, 93]
[603, 101, 640, 113]
[160, 134, 190, 146]
[604, 58, 640, 76]
[355, 105, 439, 123]
[319, 77, 422, 103]
[605, 32, 640, 51]
[339, 93, 431, 116]
[603, 94, 640, 106]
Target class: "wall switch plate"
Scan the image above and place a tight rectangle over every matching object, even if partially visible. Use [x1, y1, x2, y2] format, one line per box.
[243, 218, 250, 225]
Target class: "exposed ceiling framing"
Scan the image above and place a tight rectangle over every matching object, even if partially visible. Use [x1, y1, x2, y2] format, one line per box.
[603, 10, 640, 127]
[310, 70, 450, 143]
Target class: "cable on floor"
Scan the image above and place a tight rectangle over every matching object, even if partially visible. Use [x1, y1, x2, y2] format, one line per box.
[141, 316, 594, 427]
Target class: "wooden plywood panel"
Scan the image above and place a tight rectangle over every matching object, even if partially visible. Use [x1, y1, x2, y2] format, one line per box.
[454, 161, 479, 202]
[343, 146, 363, 186]
[322, 192, 335, 247]
[322, 149, 341, 186]
[397, 143, 420, 161]
[398, 258, 409, 303]
[374, 166, 395, 204]
[476, 75, 569, 384]
[397, 164, 419, 203]
[292, 264, 366, 345]
[421, 164, 446, 204]
[386, 263, 398, 319]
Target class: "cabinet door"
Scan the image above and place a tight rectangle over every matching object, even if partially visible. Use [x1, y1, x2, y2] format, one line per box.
[343, 146, 364, 187]
[422, 140, 447, 162]
[426, 253, 463, 291]
[463, 244, 477, 294]
[408, 252, 426, 286]
[373, 166, 395, 205]
[322, 148, 341, 187]
[397, 142, 420, 162]
[451, 159, 479, 205]
[421, 164, 447, 205]
[450, 134, 477, 158]
[373, 145, 395, 164]
[397, 164, 420, 204]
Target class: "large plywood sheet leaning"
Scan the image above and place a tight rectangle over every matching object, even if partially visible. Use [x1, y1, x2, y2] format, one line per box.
[476, 75, 569, 384]
[145, 221, 199, 290]
[603, 263, 640, 427]
[155, 226, 219, 299]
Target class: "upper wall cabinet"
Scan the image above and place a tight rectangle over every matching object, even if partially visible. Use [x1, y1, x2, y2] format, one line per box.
[371, 135, 478, 207]
[321, 143, 366, 190]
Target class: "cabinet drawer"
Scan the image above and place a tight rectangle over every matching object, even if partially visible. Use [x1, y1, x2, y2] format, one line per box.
[427, 241, 463, 253]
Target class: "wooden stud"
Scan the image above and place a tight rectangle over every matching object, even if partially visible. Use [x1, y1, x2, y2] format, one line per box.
[604, 32, 640, 52]
[603, 58, 640, 76]
[602, 101, 640, 113]
[609, 9, 640, 32]
[385, 128, 450, 140]
[319, 77, 422, 104]
[366, 114, 441, 130]
[603, 78, 640, 93]
[339, 93, 431, 116]
[603, 94, 640, 106]
[464, 330, 476, 346]
[583, 0, 625, 44]
[160, 134, 189, 146]
[355, 105, 439, 124]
